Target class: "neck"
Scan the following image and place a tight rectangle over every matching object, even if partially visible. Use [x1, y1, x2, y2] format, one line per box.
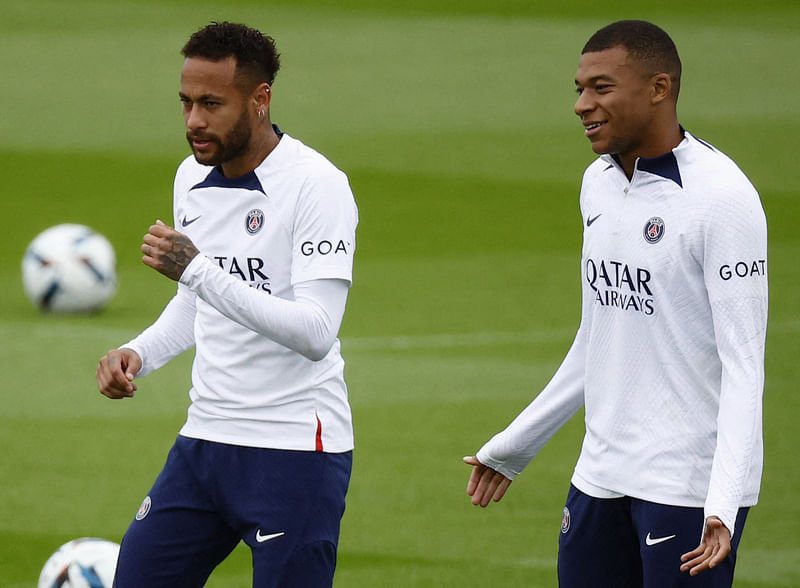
[618, 121, 683, 179]
[221, 124, 281, 178]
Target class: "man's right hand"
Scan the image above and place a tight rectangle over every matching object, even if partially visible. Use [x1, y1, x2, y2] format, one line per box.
[96, 348, 142, 399]
[464, 456, 513, 507]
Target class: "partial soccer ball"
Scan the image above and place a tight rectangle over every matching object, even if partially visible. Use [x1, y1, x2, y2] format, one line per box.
[38, 537, 120, 588]
[22, 224, 117, 313]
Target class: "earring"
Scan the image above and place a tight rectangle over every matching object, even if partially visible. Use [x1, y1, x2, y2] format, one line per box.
[258, 110, 265, 120]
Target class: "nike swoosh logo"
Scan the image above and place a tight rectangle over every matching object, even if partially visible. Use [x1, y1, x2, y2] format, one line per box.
[645, 532, 677, 546]
[181, 214, 202, 227]
[586, 214, 602, 227]
[256, 530, 285, 543]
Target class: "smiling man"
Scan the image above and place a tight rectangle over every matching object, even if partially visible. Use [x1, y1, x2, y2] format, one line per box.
[464, 20, 767, 587]
[96, 22, 358, 587]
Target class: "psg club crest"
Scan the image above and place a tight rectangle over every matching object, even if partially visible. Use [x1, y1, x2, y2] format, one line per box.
[135, 496, 151, 521]
[245, 209, 265, 235]
[643, 216, 665, 244]
[561, 506, 571, 534]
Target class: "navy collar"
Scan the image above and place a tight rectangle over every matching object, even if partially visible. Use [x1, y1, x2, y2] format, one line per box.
[605, 138, 684, 188]
[634, 125, 688, 187]
[636, 151, 682, 188]
[189, 124, 284, 194]
[191, 168, 266, 194]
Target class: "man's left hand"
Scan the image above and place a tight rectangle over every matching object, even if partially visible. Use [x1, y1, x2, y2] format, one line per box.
[679, 516, 731, 576]
[142, 220, 199, 281]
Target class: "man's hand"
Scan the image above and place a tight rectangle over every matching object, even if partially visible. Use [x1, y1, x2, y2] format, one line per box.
[96, 348, 142, 399]
[142, 220, 199, 281]
[680, 516, 731, 576]
[463, 456, 512, 507]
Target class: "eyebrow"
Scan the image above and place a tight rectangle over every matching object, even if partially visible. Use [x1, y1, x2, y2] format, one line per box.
[179, 92, 225, 101]
[574, 74, 615, 86]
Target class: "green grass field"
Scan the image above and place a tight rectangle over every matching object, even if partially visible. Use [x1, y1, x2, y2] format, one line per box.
[1, 1, 798, 585]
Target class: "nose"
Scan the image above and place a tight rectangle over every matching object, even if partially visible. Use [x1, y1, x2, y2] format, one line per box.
[185, 103, 206, 131]
[574, 90, 593, 118]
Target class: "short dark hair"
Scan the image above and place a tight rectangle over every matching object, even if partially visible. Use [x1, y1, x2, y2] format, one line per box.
[182, 21, 281, 88]
[583, 20, 681, 96]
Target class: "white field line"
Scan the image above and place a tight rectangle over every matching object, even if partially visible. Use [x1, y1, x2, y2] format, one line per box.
[1, 318, 798, 351]
[0, 320, 139, 341]
[343, 317, 800, 352]
[0, 319, 573, 350]
[768, 319, 800, 335]
[343, 328, 576, 351]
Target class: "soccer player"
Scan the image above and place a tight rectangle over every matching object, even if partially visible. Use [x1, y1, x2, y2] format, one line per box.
[95, 22, 358, 587]
[464, 20, 767, 587]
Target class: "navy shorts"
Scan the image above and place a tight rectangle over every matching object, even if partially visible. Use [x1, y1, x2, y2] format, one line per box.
[113, 436, 352, 588]
[558, 484, 748, 588]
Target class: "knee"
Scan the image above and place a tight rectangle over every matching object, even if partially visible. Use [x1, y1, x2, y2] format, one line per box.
[274, 541, 337, 588]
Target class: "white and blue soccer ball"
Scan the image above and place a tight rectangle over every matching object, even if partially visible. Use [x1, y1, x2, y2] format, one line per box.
[22, 224, 117, 313]
[38, 537, 120, 588]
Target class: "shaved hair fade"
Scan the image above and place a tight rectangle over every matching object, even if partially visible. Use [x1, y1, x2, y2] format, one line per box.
[583, 20, 682, 98]
[182, 21, 281, 89]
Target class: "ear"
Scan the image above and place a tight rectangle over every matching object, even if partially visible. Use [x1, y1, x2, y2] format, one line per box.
[253, 82, 272, 112]
[650, 73, 672, 105]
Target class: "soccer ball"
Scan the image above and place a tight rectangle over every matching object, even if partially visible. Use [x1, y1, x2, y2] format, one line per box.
[22, 224, 117, 313]
[38, 537, 120, 588]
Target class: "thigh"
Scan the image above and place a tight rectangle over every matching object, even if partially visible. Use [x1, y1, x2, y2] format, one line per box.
[212, 447, 353, 588]
[558, 485, 642, 588]
[631, 499, 749, 588]
[274, 453, 352, 588]
[113, 438, 240, 588]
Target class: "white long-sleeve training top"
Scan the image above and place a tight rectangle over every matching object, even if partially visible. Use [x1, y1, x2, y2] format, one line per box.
[477, 132, 767, 535]
[123, 131, 358, 453]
